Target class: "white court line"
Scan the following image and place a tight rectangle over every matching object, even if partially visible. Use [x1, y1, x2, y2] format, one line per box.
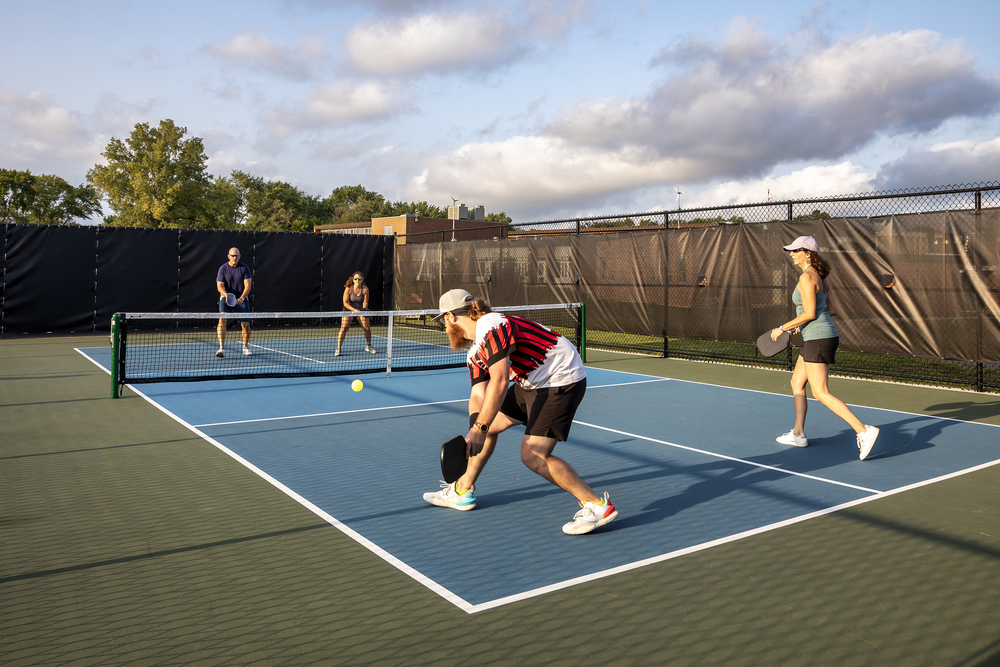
[248, 342, 328, 364]
[586, 378, 672, 389]
[195, 376, 669, 427]
[588, 369, 1000, 428]
[573, 420, 881, 494]
[194, 399, 468, 427]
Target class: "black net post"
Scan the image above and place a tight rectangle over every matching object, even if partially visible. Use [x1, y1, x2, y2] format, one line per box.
[110, 313, 120, 398]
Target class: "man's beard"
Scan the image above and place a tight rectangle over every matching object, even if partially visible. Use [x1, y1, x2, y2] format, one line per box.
[446, 321, 471, 351]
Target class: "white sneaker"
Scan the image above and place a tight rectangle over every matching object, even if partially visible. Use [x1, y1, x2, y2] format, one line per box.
[423, 481, 476, 511]
[857, 425, 879, 460]
[215, 348, 225, 358]
[366, 346, 377, 354]
[562, 492, 617, 535]
[243, 347, 252, 356]
[334, 349, 341, 357]
[776, 431, 808, 447]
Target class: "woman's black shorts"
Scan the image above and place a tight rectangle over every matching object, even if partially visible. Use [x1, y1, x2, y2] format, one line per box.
[800, 336, 838, 364]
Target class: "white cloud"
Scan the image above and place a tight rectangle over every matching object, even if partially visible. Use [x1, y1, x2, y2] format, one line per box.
[548, 27, 1000, 181]
[207, 150, 279, 177]
[261, 80, 410, 138]
[875, 136, 1000, 189]
[345, 12, 521, 76]
[0, 86, 87, 143]
[684, 162, 876, 208]
[344, 2, 589, 77]
[203, 31, 326, 81]
[408, 135, 691, 217]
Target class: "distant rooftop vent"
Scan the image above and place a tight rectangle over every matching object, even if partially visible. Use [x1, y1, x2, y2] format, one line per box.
[447, 204, 485, 221]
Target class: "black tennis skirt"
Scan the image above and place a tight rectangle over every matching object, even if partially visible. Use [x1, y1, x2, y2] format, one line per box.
[800, 336, 838, 364]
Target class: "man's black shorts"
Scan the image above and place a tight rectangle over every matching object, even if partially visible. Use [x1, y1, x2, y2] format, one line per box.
[499, 378, 587, 442]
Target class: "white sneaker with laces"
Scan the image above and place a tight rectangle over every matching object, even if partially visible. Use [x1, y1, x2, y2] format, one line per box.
[776, 430, 808, 447]
[243, 347, 252, 356]
[423, 481, 476, 511]
[366, 346, 377, 354]
[334, 349, 341, 356]
[562, 492, 617, 535]
[216, 348, 225, 358]
[857, 425, 879, 460]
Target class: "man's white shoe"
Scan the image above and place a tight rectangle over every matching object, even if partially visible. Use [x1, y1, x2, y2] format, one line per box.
[562, 492, 617, 535]
[776, 430, 808, 447]
[243, 347, 252, 356]
[216, 348, 225, 358]
[857, 425, 879, 460]
[423, 481, 476, 511]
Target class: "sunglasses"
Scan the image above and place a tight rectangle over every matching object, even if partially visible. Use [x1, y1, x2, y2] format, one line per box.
[229, 253, 239, 257]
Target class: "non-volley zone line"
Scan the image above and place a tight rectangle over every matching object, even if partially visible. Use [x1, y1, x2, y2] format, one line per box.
[192, 376, 672, 428]
[193, 399, 469, 428]
[574, 420, 881, 494]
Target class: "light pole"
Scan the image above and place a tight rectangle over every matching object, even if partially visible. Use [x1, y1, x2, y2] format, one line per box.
[450, 197, 460, 242]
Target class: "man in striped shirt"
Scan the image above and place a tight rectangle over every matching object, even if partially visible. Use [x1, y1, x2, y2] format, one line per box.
[422, 289, 617, 535]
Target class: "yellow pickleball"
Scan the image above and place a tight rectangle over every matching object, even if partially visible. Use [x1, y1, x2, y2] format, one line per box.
[351, 380, 363, 392]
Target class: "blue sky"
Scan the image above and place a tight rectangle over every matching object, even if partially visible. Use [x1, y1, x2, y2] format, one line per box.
[2, 0, 999, 221]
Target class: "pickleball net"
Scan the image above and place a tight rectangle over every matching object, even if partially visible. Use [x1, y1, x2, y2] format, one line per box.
[110, 303, 584, 392]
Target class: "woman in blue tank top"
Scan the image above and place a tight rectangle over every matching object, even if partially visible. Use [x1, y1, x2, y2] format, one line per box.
[770, 236, 880, 460]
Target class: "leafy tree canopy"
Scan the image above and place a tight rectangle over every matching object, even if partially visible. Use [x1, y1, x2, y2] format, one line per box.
[87, 119, 213, 228]
[0, 168, 101, 225]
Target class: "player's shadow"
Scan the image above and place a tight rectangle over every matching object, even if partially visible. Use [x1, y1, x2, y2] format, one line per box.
[923, 399, 1000, 421]
[596, 458, 847, 532]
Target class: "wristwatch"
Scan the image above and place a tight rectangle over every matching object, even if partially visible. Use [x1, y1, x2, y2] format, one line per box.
[474, 421, 489, 433]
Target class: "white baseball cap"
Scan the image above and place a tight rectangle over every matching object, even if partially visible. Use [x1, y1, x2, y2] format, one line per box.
[432, 288, 474, 321]
[782, 235, 819, 253]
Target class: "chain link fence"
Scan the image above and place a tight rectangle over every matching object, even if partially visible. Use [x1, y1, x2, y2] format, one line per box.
[395, 183, 1000, 392]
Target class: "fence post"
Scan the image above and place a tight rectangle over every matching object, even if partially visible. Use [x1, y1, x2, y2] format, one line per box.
[576, 218, 581, 235]
[787, 202, 793, 220]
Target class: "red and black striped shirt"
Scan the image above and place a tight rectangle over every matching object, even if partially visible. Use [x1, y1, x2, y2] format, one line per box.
[467, 312, 584, 389]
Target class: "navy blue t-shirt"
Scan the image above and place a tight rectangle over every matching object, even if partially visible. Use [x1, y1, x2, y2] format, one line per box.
[217, 262, 252, 296]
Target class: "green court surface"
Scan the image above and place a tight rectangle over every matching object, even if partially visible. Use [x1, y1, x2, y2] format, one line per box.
[3, 336, 1000, 666]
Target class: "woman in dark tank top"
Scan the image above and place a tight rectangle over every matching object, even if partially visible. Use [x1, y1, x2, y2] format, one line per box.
[335, 271, 377, 356]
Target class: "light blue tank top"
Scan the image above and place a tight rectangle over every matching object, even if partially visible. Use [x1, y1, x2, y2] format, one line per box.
[792, 277, 838, 341]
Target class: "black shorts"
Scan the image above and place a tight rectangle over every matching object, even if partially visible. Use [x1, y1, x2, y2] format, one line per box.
[800, 336, 838, 364]
[499, 378, 587, 442]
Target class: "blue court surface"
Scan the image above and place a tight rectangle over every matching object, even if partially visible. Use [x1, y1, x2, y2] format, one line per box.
[78, 346, 1000, 613]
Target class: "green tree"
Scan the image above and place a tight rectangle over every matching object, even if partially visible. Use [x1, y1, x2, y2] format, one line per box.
[237, 179, 332, 232]
[1, 169, 37, 224]
[1, 168, 101, 224]
[485, 211, 512, 225]
[87, 119, 212, 228]
[795, 209, 830, 220]
[28, 174, 101, 224]
[387, 200, 448, 219]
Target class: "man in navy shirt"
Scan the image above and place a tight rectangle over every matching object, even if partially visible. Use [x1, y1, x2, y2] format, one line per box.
[216, 247, 252, 357]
